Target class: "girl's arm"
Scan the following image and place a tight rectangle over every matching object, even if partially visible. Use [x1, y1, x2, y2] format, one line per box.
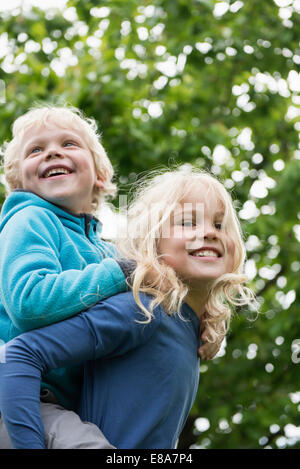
[0, 208, 127, 331]
[0, 294, 158, 449]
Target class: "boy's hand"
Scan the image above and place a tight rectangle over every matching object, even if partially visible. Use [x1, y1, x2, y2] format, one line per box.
[117, 259, 136, 286]
[198, 330, 225, 360]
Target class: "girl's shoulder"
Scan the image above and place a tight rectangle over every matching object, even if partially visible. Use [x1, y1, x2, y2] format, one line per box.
[104, 290, 155, 311]
[103, 291, 164, 322]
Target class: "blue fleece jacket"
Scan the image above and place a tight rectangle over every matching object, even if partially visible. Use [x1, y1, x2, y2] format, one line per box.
[0, 191, 127, 409]
[0, 292, 200, 449]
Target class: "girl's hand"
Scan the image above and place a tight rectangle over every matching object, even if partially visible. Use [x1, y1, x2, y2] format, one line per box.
[198, 330, 225, 360]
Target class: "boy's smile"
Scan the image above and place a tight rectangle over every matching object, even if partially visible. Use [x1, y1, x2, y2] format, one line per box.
[40, 164, 74, 179]
[19, 125, 104, 214]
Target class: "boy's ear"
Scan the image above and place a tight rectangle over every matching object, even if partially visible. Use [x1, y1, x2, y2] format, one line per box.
[94, 173, 105, 189]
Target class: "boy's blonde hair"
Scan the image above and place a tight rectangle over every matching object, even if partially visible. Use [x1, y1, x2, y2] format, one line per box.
[117, 167, 257, 343]
[2, 105, 117, 212]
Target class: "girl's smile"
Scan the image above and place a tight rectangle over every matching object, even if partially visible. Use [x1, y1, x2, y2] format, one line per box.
[188, 246, 222, 259]
[158, 184, 235, 306]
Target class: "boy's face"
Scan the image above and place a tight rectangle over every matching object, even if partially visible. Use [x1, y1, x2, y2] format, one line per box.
[19, 125, 104, 214]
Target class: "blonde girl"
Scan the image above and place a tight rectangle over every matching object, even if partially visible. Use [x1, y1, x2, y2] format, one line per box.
[0, 167, 256, 449]
[118, 167, 255, 343]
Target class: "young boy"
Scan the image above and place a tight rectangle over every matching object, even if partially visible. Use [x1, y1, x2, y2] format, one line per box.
[0, 105, 132, 448]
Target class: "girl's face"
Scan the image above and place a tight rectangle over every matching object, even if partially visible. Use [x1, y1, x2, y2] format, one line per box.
[158, 183, 235, 289]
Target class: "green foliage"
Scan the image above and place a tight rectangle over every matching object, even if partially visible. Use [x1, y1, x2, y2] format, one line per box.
[0, 0, 299, 449]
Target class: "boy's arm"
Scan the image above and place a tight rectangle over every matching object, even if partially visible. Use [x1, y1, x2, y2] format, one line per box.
[0, 209, 127, 331]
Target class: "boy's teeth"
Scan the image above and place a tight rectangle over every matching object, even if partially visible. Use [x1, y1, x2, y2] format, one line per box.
[44, 168, 70, 178]
[193, 250, 218, 257]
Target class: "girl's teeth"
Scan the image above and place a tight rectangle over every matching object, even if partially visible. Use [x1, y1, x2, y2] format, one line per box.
[193, 250, 218, 257]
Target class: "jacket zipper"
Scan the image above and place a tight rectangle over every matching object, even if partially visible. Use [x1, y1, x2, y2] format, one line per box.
[84, 214, 92, 238]
[84, 215, 106, 257]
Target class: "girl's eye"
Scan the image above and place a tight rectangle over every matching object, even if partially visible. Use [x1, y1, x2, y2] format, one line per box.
[183, 221, 194, 227]
[215, 222, 222, 230]
[180, 220, 195, 227]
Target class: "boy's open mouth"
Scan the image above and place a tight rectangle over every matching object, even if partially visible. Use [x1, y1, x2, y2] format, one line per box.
[41, 165, 74, 178]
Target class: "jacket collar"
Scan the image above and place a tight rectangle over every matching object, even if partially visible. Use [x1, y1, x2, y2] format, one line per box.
[1, 190, 102, 236]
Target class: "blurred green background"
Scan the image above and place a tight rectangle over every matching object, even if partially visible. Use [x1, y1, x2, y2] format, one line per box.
[0, 0, 299, 449]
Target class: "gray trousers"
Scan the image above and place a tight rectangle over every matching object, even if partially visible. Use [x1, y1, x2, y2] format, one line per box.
[0, 403, 115, 449]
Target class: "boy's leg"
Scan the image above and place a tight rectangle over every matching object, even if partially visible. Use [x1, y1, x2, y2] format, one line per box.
[41, 403, 115, 449]
[0, 415, 13, 449]
[0, 406, 115, 449]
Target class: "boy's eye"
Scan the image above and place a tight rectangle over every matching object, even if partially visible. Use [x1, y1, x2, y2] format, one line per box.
[64, 141, 78, 147]
[29, 147, 42, 155]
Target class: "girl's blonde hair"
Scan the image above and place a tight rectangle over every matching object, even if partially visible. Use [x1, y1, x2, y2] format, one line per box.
[2, 104, 117, 212]
[117, 166, 257, 343]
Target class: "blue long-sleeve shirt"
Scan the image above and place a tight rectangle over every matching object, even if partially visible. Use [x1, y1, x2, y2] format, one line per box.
[0, 191, 127, 409]
[0, 292, 200, 449]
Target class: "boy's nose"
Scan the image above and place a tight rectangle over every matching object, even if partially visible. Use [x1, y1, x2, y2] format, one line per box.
[45, 148, 64, 159]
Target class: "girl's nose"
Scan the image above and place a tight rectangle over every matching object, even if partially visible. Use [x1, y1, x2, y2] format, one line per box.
[202, 222, 218, 240]
[204, 229, 217, 240]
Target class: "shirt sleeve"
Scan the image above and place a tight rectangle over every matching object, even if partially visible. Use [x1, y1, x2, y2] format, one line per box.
[0, 208, 127, 331]
[0, 294, 160, 449]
